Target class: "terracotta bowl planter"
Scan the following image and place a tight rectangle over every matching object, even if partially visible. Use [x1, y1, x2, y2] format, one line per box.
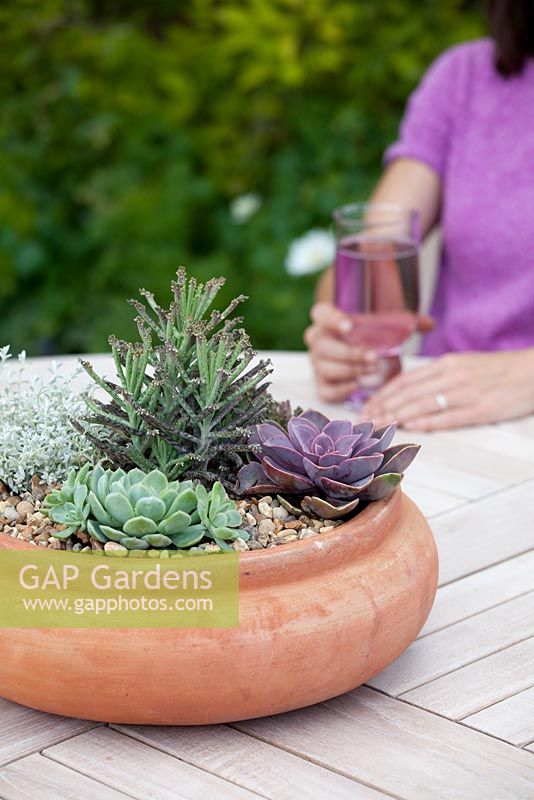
[0, 489, 437, 725]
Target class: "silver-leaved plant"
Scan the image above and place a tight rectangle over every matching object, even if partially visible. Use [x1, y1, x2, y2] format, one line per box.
[0, 346, 96, 493]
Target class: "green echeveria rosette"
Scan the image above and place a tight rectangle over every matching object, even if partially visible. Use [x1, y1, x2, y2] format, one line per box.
[41, 462, 92, 538]
[194, 481, 245, 551]
[86, 465, 201, 550]
[44, 466, 248, 553]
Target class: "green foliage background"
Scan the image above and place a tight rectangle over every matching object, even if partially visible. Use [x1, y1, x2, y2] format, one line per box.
[0, 0, 483, 355]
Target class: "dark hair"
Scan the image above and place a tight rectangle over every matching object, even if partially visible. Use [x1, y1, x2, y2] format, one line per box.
[487, 0, 534, 76]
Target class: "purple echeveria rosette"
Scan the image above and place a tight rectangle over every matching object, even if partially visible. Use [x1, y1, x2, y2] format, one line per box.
[237, 409, 420, 519]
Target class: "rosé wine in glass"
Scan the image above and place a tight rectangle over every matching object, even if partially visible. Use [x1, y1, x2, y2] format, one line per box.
[333, 204, 420, 407]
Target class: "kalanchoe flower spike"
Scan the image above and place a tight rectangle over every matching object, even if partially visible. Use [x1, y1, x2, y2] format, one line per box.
[73, 269, 273, 485]
[237, 409, 420, 519]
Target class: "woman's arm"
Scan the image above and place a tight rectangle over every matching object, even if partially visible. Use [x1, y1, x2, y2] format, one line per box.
[372, 157, 441, 234]
[307, 157, 441, 402]
[316, 157, 441, 302]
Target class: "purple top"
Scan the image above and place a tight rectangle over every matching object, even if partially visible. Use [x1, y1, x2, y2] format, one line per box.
[385, 39, 534, 355]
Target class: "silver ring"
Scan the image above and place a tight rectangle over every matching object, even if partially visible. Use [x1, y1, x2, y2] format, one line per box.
[435, 392, 448, 412]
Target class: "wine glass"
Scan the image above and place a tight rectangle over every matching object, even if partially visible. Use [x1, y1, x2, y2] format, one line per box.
[333, 202, 420, 408]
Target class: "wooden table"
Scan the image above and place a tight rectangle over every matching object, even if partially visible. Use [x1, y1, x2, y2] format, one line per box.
[1, 352, 534, 800]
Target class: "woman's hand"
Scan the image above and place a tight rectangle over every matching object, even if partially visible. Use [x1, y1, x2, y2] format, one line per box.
[361, 350, 534, 430]
[304, 302, 379, 403]
[305, 301, 435, 404]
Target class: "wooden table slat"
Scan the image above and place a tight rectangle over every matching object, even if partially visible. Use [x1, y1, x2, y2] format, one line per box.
[234, 687, 534, 800]
[401, 637, 534, 719]
[400, 454, 501, 500]
[113, 723, 390, 800]
[430, 480, 534, 585]
[398, 479, 464, 518]
[0, 754, 131, 800]
[463, 686, 534, 747]
[438, 425, 534, 465]
[400, 430, 534, 486]
[368, 591, 534, 696]
[43, 727, 261, 800]
[0, 698, 98, 768]
[420, 549, 534, 636]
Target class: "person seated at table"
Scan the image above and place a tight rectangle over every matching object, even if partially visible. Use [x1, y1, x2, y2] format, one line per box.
[305, 0, 534, 430]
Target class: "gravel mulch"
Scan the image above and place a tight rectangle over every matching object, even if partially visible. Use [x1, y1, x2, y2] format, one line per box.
[0, 477, 343, 554]
[233, 496, 342, 551]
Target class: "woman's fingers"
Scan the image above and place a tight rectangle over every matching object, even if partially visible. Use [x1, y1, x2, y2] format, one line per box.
[365, 353, 466, 409]
[310, 302, 354, 335]
[375, 386, 470, 426]
[371, 378, 446, 420]
[362, 355, 477, 425]
[306, 303, 378, 364]
[306, 302, 381, 403]
[308, 336, 375, 398]
[369, 359, 444, 403]
[363, 366, 445, 418]
[312, 358, 364, 382]
[359, 350, 534, 431]
[416, 313, 435, 333]
[317, 379, 360, 403]
[305, 325, 377, 365]
[404, 408, 479, 431]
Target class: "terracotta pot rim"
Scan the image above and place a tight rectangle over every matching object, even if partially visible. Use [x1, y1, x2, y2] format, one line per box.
[239, 488, 400, 584]
[0, 490, 402, 585]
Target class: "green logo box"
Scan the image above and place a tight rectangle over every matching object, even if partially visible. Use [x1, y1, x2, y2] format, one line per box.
[0, 550, 239, 629]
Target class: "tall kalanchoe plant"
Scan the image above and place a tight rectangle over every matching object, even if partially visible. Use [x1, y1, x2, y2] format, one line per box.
[73, 269, 272, 484]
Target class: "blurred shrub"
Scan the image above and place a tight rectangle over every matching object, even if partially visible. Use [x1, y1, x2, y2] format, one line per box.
[0, 0, 482, 354]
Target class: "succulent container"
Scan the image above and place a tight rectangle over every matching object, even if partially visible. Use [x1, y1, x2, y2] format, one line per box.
[0, 489, 437, 724]
[0, 270, 438, 725]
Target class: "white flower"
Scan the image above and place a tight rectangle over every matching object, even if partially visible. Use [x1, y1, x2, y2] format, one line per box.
[285, 229, 335, 276]
[229, 193, 262, 224]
